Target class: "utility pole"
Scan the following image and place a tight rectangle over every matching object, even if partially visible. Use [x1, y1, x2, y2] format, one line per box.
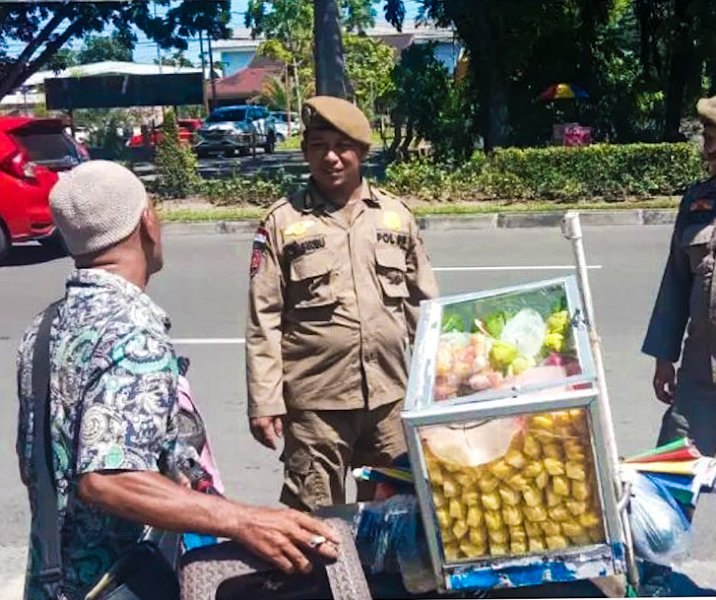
[207, 32, 217, 111]
[199, 30, 209, 114]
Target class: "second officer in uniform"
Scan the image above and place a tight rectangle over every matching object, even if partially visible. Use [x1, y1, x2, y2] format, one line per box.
[643, 94, 716, 456]
[246, 96, 438, 510]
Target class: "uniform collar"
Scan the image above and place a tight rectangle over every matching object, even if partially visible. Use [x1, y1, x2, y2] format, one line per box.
[304, 178, 379, 213]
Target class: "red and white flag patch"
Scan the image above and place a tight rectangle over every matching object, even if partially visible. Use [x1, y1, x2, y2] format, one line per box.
[250, 226, 269, 278]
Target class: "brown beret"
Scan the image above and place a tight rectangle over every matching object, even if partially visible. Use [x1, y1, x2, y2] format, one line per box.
[697, 96, 716, 128]
[302, 96, 371, 147]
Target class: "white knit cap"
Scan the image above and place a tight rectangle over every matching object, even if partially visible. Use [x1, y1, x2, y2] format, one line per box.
[50, 160, 149, 256]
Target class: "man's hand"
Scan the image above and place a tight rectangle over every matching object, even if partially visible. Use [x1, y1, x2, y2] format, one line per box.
[250, 415, 283, 449]
[232, 506, 340, 574]
[653, 359, 676, 405]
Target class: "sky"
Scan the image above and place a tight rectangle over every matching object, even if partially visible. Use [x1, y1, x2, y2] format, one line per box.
[2, 0, 422, 67]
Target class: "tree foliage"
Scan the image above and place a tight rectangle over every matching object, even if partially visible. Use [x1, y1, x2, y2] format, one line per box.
[0, 1, 230, 99]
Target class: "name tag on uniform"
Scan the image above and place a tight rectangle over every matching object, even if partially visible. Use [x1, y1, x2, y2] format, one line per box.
[286, 236, 326, 259]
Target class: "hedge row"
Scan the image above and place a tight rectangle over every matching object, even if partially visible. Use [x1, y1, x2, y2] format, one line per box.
[384, 143, 706, 202]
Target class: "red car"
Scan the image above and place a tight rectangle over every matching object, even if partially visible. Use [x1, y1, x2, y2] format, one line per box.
[0, 116, 87, 261]
[126, 118, 203, 149]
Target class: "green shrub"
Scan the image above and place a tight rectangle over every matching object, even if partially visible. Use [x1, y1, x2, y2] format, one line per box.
[198, 168, 300, 207]
[154, 109, 200, 199]
[383, 142, 705, 202]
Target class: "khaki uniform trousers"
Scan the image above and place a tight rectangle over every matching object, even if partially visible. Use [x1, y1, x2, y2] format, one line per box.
[279, 400, 405, 511]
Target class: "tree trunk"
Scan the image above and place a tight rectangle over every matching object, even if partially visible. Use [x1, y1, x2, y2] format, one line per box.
[663, 0, 695, 141]
[313, 0, 347, 98]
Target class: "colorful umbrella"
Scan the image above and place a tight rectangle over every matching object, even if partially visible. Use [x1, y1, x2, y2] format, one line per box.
[538, 83, 589, 101]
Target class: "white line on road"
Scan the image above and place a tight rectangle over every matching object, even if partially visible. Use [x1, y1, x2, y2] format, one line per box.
[433, 265, 602, 272]
[173, 338, 245, 345]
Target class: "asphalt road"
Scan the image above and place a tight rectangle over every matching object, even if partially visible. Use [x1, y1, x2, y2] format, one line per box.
[1, 223, 715, 597]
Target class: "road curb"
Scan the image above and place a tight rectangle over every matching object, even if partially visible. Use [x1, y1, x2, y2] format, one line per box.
[162, 208, 678, 236]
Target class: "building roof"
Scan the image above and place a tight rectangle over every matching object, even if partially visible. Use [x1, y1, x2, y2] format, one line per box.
[25, 61, 201, 87]
[212, 65, 283, 99]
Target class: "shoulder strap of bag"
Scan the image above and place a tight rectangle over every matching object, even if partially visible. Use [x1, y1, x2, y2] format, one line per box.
[30, 301, 63, 597]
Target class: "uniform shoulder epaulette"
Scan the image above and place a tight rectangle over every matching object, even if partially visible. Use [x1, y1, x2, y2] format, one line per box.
[260, 195, 293, 222]
[372, 186, 413, 211]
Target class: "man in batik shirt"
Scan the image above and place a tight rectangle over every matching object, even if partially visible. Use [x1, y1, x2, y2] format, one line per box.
[16, 161, 337, 599]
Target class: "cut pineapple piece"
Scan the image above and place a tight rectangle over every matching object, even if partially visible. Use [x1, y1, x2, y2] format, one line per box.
[489, 542, 508, 557]
[545, 486, 562, 507]
[530, 414, 555, 430]
[482, 490, 501, 511]
[561, 520, 586, 538]
[463, 490, 480, 506]
[523, 485, 543, 508]
[485, 509, 504, 531]
[427, 463, 444, 485]
[543, 443, 564, 460]
[505, 448, 527, 470]
[524, 505, 547, 522]
[523, 460, 545, 478]
[546, 535, 569, 550]
[532, 429, 555, 443]
[528, 536, 546, 552]
[443, 462, 461, 473]
[509, 525, 527, 541]
[444, 543, 460, 561]
[566, 500, 587, 516]
[453, 519, 468, 540]
[565, 461, 586, 481]
[455, 471, 476, 488]
[441, 526, 456, 543]
[449, 498, 465, 521]
[502, 505, 523, 526]
[540, 520, 561, 536]
[488, 527, 509, 544]
[524, 520, 542, 537]
[553, 411, 572, 426]
[460, 541, 486, 559]
[511, 540, 528, 555]
[443, 476, 460, 498]
[544, 458, 565, 476]
[552, 476, 570, 497]
[579, 511, 601, 529]
[507, 473, 530, 492]
[499, 485, 520, 506]
[535, 470, 549, 490]
[548, 505, 570, 522]
[436, 508, 450, 528]
[433, 492, 446, 509]
[467, 506, 483, 528]
[488, 459, 515, 481]
[477, 473, 500, 493]
[469, 527, 488, 545]
[555, 425, 576, 438]
[572, 480, 590, 501]
[523, 434, 542, 459]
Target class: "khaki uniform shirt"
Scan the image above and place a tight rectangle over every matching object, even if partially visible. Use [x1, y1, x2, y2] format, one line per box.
[246, 180, 438, 417]
[643, 178, 716, 383]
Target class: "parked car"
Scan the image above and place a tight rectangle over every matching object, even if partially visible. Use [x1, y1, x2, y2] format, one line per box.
[0, 116, 87, 260]
[194, 105, 277, 157]
[125, 118, 203, 149]
[270, 111, 301, 142]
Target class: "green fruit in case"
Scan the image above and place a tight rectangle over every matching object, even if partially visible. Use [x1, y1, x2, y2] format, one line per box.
[546, 311, 569, 335]
[490, 340, 519, 370]
[544, 332, 565, 353]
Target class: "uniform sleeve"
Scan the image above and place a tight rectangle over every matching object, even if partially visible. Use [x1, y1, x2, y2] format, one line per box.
[404, 212, 439, 341]
[642, 198, 692, 362]
[78, 329, 179, 474]
[246, 215, 287, 418]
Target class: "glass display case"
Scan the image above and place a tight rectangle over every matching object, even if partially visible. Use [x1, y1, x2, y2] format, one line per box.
[402, 277, 627, 591]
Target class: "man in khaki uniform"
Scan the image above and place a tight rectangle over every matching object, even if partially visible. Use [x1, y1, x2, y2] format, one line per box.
[246, 96, 438, 511]
[643, 95, 716, 457]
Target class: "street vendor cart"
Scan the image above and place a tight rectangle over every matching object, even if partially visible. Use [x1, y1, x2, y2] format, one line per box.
[179, 213, 700, 600]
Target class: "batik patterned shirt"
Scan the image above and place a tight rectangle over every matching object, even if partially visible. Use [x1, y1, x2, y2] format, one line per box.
[16, 269, 181, 600]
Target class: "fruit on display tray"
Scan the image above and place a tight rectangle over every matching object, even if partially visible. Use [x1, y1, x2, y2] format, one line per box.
[434, 294, 581, 402]
[421, 408, 605, 563]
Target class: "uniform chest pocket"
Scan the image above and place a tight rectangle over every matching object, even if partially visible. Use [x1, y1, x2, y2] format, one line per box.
[288, 252, 337, 309]
[376, 247, 410, 299]
[681, 224, 716, 275]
